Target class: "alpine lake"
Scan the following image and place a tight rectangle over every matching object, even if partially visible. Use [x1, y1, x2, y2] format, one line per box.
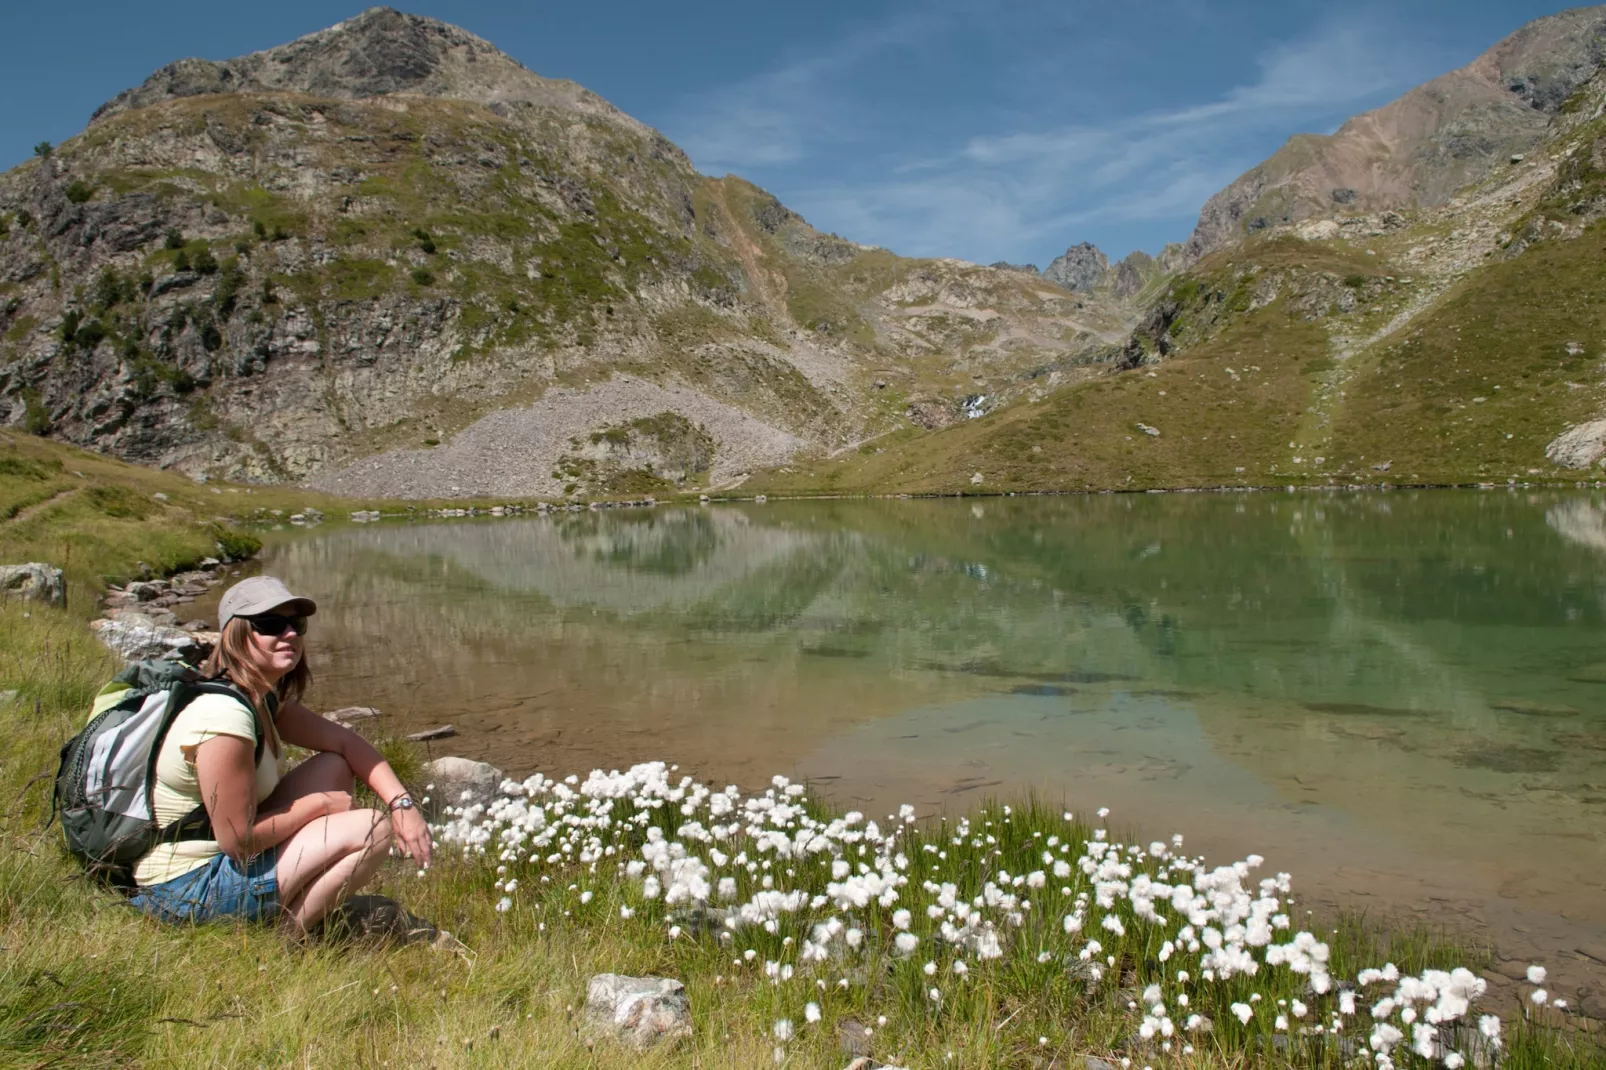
[239, 490, 1606, 1000]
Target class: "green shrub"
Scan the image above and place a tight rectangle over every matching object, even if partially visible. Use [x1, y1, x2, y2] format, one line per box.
[163, 228, 185, 250]
[15, 208, 32, 229]
[190, 248, 218, 276]
[199, 321, 222, 352]
[410, 267, 434, 285]
[21, 391, 50, 435]
[270, 224, 289, 242]
[85, 485, 152, 519]
[210, 523, 262, 561]
[59, 309, 81, 343]
[1342, 273, 1367, 289]
[412, 228, 437, 255]
[33, 141, 52, 158]
[93, 269, 129, 311]
[252, 219, 267, 239]
[173, 250, 191, 272]
[73, 318, 107, 351]
[64, 180, 94, 205]
[214, 259, 245, 319]
[0, 454, 56, 479]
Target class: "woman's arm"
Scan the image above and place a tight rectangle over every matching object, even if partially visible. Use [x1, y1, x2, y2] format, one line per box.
[192, 735, 343, 860]
[276, 698, 433, 866]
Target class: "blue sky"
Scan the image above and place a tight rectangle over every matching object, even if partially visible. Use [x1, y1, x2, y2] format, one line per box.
[0, 1, 1567, 266]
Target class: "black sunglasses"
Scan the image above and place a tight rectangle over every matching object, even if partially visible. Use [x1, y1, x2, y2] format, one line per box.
[245, 613, 309, 637]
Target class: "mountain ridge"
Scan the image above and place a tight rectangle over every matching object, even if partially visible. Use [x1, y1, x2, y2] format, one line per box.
[1185, 4, 1606, 260]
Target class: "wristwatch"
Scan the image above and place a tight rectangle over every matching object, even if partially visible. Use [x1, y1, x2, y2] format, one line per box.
[388, 794, 416, 812]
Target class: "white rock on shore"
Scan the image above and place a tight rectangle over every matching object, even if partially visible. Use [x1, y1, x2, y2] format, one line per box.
[583, 974, 692, 1051]
[90, 613, 211, 663]
[0, 563, 65, 607]
[423, 756, 506, 817]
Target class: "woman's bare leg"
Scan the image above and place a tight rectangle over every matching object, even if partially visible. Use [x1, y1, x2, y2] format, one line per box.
[274, 809, 393, 934]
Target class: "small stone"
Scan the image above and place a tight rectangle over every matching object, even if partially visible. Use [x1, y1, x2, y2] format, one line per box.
[407, 725, 458, 742]
[837, 1019, 872, 1057]
[0, 690, 19, 708]
[1085, 1058, 1120, 1070]
[0, 563, 65, 607]
[582, 974, 692, 1051]
[327, 706, 384, 724]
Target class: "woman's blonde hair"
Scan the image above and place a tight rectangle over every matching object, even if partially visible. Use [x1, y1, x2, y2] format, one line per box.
[201, 616, 312, 757]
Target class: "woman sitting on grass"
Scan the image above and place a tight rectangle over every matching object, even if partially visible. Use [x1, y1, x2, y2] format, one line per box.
[129, 576, 432, 934]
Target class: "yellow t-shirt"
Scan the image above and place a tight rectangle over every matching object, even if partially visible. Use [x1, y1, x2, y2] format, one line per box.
[134, 692, 283, 887]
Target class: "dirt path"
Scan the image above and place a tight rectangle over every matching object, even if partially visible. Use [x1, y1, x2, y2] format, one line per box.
[4, 487, 78, 524]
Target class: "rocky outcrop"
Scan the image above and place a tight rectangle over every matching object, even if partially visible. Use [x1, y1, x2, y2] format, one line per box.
[1546, 418, 1606, 468]
[0, 563, 65, 606]
[1043, 242, 1111, 291]
[1185, 5, 1606, 259]
[91, 612, 210, 662]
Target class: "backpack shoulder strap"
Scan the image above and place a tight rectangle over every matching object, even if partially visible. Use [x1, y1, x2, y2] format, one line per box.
[153, 678, 264, 846]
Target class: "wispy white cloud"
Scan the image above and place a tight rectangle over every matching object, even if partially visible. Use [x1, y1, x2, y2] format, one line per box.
[663, 6, 1460, 263]
[668, 6, 948, 172]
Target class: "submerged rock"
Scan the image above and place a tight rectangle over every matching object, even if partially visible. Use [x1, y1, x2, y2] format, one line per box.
[0, 563, 65, 607]
[583, 974, 692, 1051]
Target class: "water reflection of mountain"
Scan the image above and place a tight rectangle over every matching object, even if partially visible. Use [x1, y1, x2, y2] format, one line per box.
[270, 491, 1606, 720]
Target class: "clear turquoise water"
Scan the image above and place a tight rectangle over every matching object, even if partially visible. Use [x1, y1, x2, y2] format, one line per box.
[263, 490, 1606, 972]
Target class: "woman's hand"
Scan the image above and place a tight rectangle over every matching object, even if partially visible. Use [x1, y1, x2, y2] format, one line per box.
[391, 803, 433, 869]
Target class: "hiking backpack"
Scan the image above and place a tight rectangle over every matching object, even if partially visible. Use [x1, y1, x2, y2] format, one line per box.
[54, 659, 263, 888]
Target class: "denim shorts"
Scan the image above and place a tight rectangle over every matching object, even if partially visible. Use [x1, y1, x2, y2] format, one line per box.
[130, 847, 280, 924]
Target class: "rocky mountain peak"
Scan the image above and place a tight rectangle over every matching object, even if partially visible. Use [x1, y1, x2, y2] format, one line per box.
[1185, 4, 1606, 260]
[91, 7, 649, 137]
[1042, 242, 1111, 291]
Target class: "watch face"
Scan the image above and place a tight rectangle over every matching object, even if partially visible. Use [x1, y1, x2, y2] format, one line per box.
[395, 797, 414, 810]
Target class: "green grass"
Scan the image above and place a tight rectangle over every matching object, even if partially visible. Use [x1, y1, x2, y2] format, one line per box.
[1329, 223, 1606, 484]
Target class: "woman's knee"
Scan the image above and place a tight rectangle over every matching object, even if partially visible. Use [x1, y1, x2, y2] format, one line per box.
[308, 750, 357, 791]
[353, 809, 393, 854]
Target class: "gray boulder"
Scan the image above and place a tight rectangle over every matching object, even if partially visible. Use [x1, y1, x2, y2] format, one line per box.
[422, 756, 506, 818]
[0, 563, 65, 607]
[582, 974, 692, 1051]
[90, 612, 208, 663]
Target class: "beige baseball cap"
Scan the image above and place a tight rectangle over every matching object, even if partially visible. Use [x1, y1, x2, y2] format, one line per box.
[217, 575, 317, 630]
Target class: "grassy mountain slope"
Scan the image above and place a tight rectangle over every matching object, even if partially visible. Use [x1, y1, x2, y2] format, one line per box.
[751, 70, 1606, 496]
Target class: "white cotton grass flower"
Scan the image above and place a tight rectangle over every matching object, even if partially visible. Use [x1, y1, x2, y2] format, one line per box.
[1530, 989, 1548, 1006]
[429, 757, 1517, 1068]
[805, 1002, 821, 1024]
[1526, 965, 1547, 985]
[773, 1019, 793, 1042]
[495, 896, 511, 913]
